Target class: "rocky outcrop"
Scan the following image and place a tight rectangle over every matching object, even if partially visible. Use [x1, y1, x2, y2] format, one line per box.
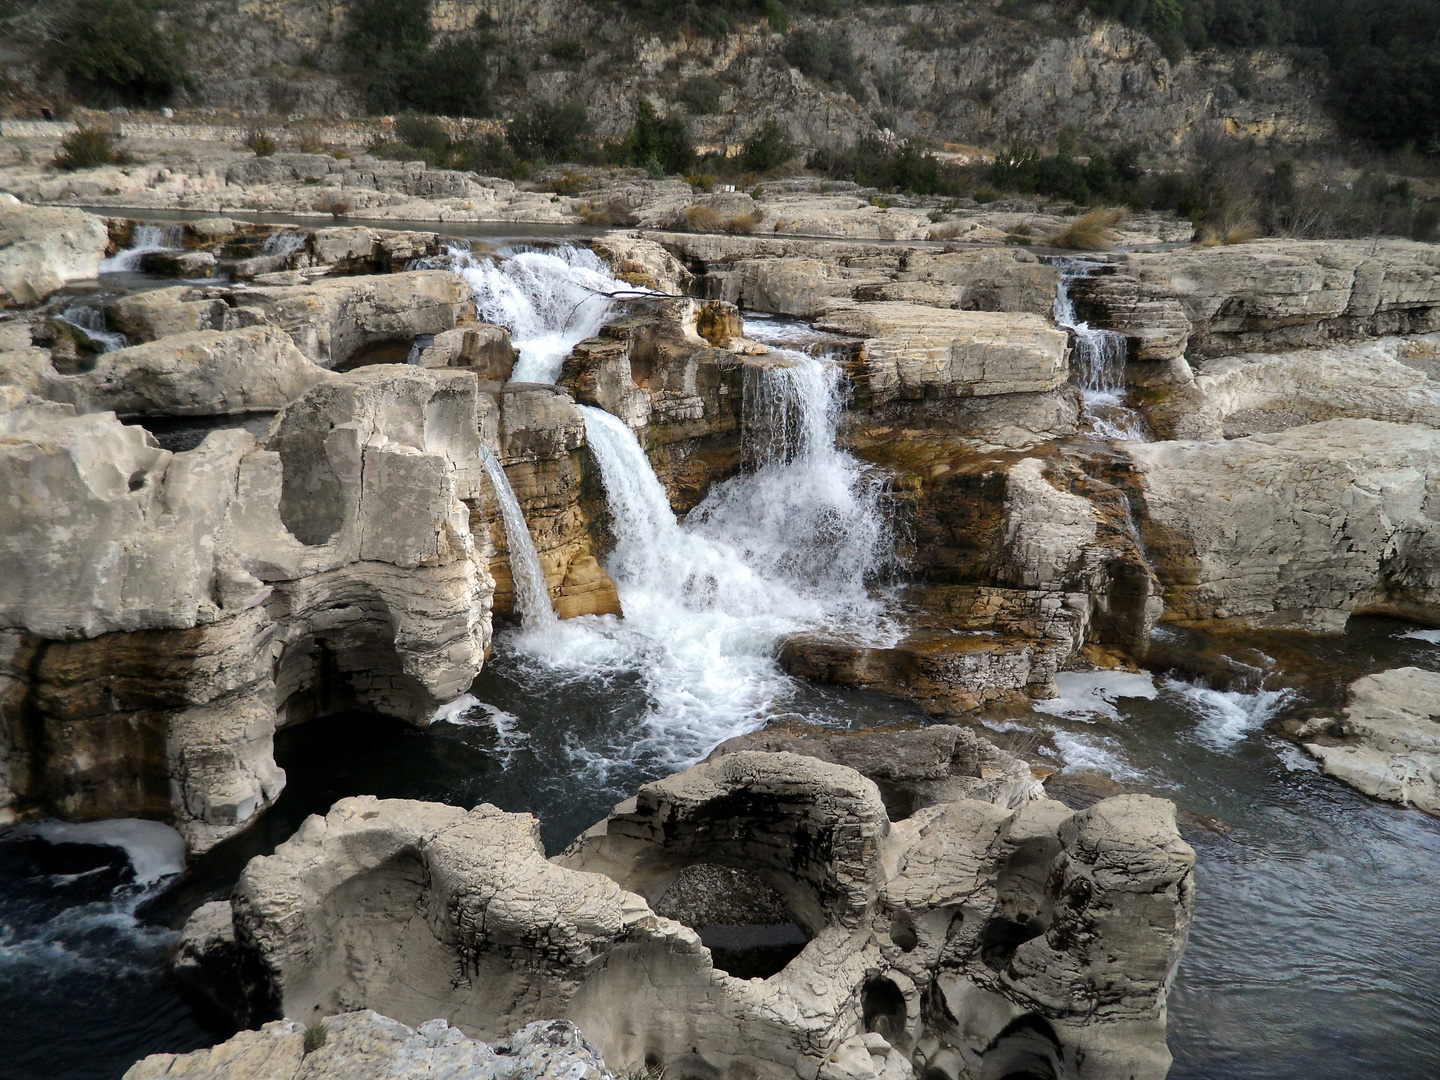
[1298, 667, 1440, 815]
[0, 202, 108, 304]
[0, 366, 496, 850]
[1123, 419, 1440, 631]
[1074, 241, 1440, 365]
[706, 722, 1043, 817]
[183, 753, 1193, 1080]
[0, 325, 332, 417]
[124, 1011, 614, 1080]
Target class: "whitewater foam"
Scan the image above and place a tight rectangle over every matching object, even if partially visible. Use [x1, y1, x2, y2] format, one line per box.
[1051, 258, 1146, 441]
[1400, 628, 1440, 644]
[27, 819, 185, 886]
[1163, 677, 1294, 751]
[439, 244, 633, 383]
[1034, 670, 1158, 722]
[99, 224, 184, 274]
[481, 446, 557, 630]
[1049, 728, 1147, 781]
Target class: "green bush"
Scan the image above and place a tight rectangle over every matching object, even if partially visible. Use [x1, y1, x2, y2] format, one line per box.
[782, 28, 865, 101]
[548, 40, 587, 64]
[507, 100, 591, 165]
[739, 119, 795, 174]
[678, 75, 722, 114]
[57, 0, 184, 107]
[619, 99, 695, 175]
[343, 0, 491, 117]
[808, 137, 973, 197]
[246, 129, 277, 156]
[52, 125, 131, 170]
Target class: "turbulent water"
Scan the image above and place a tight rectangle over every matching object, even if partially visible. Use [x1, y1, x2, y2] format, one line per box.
[479, 446, 556, 631]
[1051, 258, 1146, 441]
[98, 224, 185, 274]
[438, 244, 631, 382]
[8, 253, 1440, 1080]
[55, 303, 127, 352]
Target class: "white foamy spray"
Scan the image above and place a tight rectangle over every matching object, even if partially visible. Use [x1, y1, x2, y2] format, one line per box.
[99, 224, 185, 274]
[439, 244, 633, 383]
[1052, 258, 1145, 441]
[480, 446, 557, 630]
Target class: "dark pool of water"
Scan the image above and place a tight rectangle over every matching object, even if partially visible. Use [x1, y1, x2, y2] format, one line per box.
[4, 619, 1439, 1079]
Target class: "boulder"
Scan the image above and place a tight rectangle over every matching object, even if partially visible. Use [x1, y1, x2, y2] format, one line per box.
[0, 367, 497, 851]
[106, 285, 266, 342]
[240, 271, 471, 369]
[183, 752, 1193, 1080]
[139, 249, 218, 278]
[123, 1012, 614, 1080]
[0, 204, 108, 304]
[8, 324, 332, 417]
[1124, 419, 1440, 630]
[816, 303, 1069, 405]
[415, 324, 514, 380]
[1300, 667, 1440, 815]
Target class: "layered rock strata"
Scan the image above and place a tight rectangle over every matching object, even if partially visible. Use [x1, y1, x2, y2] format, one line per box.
[179, 750, 1194, 1080]
[0, 367, 496, 850]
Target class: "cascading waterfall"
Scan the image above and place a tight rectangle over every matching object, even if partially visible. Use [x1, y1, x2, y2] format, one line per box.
[98, 224, 185, 273]
[259, 230, 308, 258]
[435, 243, 632, 383]
[479, 446, 557, 630]
[55, 304, 127, 352]
[1051, 258, 1145, 440]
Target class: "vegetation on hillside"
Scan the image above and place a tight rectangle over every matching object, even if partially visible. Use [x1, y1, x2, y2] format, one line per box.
[342, 0, 492, 117]
[53, 0, 184, 107]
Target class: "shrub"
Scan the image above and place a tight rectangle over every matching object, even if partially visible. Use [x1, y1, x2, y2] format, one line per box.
[619, 99, 694, 176]
[548, 40, 587, 64]
[1048, 207, 1126, 250]
[298, 134, 325, 154]
[739, 120, 794, 174]
[343, 0, 491, 117]
[808, 137, 973, 197]
[683, 204, 727, 233]
[578, 197, 638, 227]
[782, 28, 865, 101]
[684, 172, 715, 192]
[246, 129, 277, 157]
[677, 75, 722, 114]
[52, 126, 130, 170]
[303, 1022, 327, 1055]
[313, 195, 352, 219]
[508, 99, 590, 165]
[550, 170, 590, 196]
[56, 0, 184, 107]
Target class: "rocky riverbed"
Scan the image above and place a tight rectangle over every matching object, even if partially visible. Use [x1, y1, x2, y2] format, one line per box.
[1, 184, 1438, 1080]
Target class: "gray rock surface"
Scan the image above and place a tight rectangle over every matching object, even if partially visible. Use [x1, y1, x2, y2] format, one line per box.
[1301, 667, 1440, 814]
[123, 1011, 613, 1080]
[183, 751, 1193, 1080]
[0, 202, 108, 303]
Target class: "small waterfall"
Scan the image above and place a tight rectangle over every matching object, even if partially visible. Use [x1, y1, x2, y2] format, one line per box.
[480, 447, 556, 630]
[55, 304, 127, 352]
[259, 230, 308, 258]
[99, 224, 185, 273]
[1051, 258, 1145, 441]
[434, 243, 633, 383]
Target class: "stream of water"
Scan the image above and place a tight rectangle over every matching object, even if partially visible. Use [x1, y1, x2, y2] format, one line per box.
[1051, 257, 1147, 441]
[3, 248, 1438, 1080]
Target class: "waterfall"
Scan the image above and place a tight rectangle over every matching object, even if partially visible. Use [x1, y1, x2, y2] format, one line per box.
[480, 447, 557, 630]
[55, 304, 127, 352]
[99, 224, 185, 273]
[434, 244, 633, 383]
[259, 230, 308, 258]
[1051, 258, 1145, 440]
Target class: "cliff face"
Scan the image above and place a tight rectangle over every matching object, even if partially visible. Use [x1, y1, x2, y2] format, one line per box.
[25, 1, 1333, 156]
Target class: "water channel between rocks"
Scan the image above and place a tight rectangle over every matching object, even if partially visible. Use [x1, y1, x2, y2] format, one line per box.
[1, 243, 1437, 1080]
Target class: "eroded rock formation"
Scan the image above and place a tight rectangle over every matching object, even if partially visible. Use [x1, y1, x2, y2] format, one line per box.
[179, 747, 1193, 1080]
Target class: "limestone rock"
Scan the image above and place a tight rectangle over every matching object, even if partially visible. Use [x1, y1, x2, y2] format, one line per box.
[816, 303, 1069, 405]
[1124, 419, 1440, 630]
[592, 233, 693, 295]
[241, 271, 471, 369]
[140, 249, 218, 279]
[0, 204, 108, 304]
[1302, 667, 1440, 815]
[183, 752, 1192, 1080]
[415, 325, 514, 380]
[123, 1011, 613, 1080]
[9, 325, 332, 417]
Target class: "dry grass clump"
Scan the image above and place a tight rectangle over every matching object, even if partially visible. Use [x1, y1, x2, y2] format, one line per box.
[681, 204, 763, 234]
[1197, 221, 1260, 246]
[313, 195, 352, 219]
[1048, 207, 1126, 251]
[578, 197, 638, 227]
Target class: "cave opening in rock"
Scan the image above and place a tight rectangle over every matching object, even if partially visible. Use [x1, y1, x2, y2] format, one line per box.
[652, 863, 811, 979]
[980, 915, 1046, 972]
[861, 976, 908, 1043]
[978, 1014, 1063, 1080]
[123, 412, 275, 454]
[333, 336, 422, 371]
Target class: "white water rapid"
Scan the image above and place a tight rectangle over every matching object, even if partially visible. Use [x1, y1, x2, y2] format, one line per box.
[480, 446, 557, 631]
[490, 344, 892, 778]
[98, 224, 185, 273]
[439, 244, 633, 383]
[1052, 258, 1146, 441]
[55, 304, 127, 352]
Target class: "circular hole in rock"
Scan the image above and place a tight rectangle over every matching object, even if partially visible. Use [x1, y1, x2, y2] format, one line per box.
[654, 863, 810, 980]
[862, 976, 908, 1042]
[889, 911, 919, 952]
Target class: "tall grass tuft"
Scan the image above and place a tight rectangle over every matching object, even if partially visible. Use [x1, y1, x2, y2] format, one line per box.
[1048, 207, 1126, 251]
